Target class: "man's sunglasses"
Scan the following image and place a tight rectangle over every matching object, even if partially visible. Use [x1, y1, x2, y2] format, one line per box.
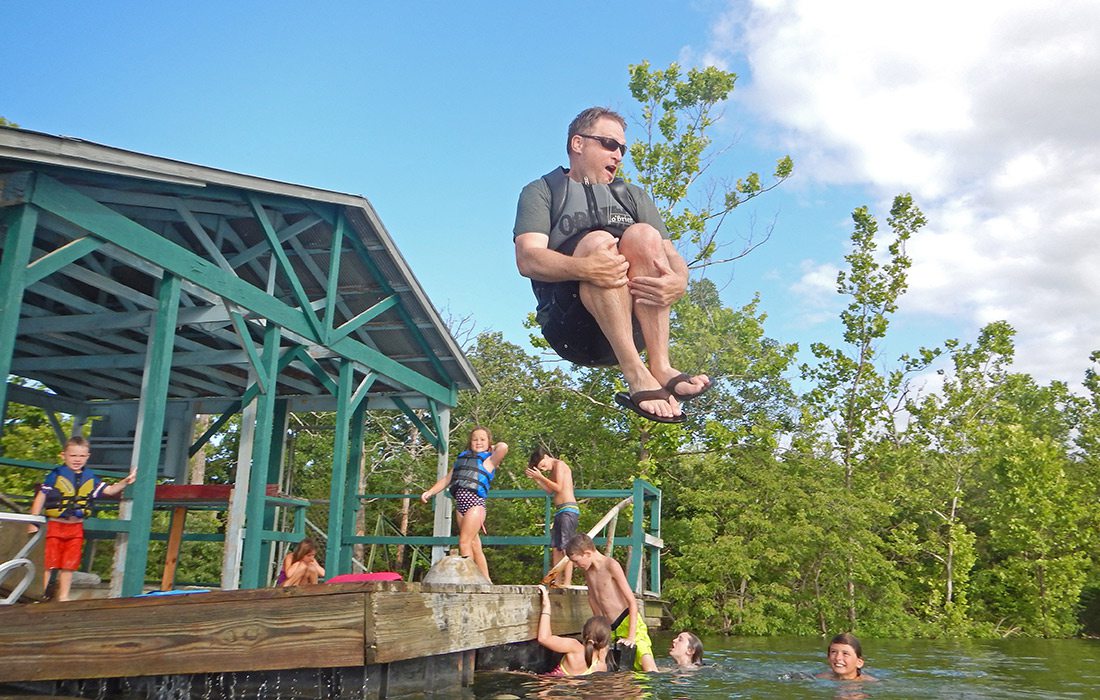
[578, 133, 627, 156]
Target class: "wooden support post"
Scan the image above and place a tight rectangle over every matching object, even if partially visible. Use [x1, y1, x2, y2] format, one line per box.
[343, 399, 367, 573]
[628, 479, 645, 594]
[119, 272, 181, 597]
[240, 323, 281, 588]
[0, 204, 37, 430]
[430, 406, 451, 564]
[325, 359, 354, 577]
[160, 506, 188, 591]
[259, 399, 289, 580]
[648, 486, 662, 597]
[223, 407, 256, 590]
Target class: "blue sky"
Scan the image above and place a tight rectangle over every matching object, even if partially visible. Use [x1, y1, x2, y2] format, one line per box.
[5, 1, 1097, 392]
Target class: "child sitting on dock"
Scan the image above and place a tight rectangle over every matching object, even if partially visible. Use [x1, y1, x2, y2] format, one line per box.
[537, 585, 610, 676]
[278, 537, 325, 587]
[26, 436, 135, 602]
[565, 533, 658, 672]
[816, 632, 877, 681]
[421, 426, 508, 584]
[525, 446, 579, 586]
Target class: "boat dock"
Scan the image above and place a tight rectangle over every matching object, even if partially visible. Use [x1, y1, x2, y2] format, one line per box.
[0, 581, 602, 698]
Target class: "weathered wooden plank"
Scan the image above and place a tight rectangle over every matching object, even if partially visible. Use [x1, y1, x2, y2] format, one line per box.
[0, 588, 366, 682]
[367, 584, 588, 664]
[0, 583, 599, 685]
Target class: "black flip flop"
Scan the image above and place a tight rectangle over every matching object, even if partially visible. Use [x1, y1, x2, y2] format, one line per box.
[614, 390, 686, 424]
[663, 373, 712, 402]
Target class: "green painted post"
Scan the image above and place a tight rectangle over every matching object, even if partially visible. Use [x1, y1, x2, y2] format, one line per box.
[121, 273, 181, 596]
[648, 484, 662, 596]
[260, 399, 290, 579]
[239, 323, 281, 588]
[341, 399, 367, 574]
[629, 479, 646, 594]
[544, 497, 553, 574]
[0, 205, 38, 426]
[325, 359, 354, 576]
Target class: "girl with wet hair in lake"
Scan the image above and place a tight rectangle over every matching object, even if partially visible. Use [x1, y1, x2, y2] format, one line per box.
[816, 632, 877, 681]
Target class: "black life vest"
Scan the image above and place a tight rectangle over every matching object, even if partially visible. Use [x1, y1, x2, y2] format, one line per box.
[541, 166, 641, 235]
[448, 450, 495, 499]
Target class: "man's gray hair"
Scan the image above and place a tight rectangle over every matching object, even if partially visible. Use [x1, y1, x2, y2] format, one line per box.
[567, 107, 627, 155]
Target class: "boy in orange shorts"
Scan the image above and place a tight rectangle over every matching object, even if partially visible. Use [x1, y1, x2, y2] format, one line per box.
[27, 436, 134, 601]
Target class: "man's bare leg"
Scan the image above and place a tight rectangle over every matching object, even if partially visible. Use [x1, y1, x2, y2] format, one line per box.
[573, 232, 679, 420]
[618, 225, 709, 398]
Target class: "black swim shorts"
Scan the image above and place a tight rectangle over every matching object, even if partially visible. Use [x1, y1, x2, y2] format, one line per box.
[537, 233, 645, 366]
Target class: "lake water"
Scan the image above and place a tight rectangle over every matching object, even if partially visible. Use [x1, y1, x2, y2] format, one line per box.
[5, 633, 1097, 698]
[471, 633, 1100, 699]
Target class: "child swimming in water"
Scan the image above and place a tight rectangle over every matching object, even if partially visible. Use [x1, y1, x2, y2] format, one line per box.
[816, 632, 877, 681]
[536, 585, 610, 676]
[668, 630, 704, 670]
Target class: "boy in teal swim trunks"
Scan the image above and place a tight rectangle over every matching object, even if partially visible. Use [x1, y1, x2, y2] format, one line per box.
[565, 533, 657, 671]
[526, 446, 579, 586]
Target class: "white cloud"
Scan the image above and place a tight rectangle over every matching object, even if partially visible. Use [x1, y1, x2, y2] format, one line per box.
[790, 259, 841, 326]
[707, 0, 1100, 385]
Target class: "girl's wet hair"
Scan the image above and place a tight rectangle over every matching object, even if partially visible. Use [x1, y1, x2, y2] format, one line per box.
[828, 632, 864, 676]
[467, 426, 492, 450]
[683, 631, 704, 665]
[582, 615, 611, 669]
[828, 632, 863, 658]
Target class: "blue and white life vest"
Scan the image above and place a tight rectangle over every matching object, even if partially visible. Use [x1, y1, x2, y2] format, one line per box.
[448, 450, 495, 499]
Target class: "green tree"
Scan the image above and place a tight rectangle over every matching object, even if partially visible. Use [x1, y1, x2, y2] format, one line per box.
[655, 281, 799, 633]
[962, 358, 1090, 637]
[797, 194, 927, 634]
[627, 61, 793, 268]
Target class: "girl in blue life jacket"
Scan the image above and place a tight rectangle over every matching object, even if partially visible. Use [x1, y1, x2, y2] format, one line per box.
[421, 426, 508, 583]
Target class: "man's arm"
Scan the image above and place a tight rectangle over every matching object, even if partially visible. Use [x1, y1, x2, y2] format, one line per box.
[628, 240, 689, 307]
[515, 233, 629, 288]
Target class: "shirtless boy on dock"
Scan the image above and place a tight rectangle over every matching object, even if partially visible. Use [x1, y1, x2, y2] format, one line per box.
[526, 446, 579, 586]
[565, 533, 658, 672]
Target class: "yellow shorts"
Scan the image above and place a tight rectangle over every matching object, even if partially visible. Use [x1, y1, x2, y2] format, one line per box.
[612, 612, 653, 670]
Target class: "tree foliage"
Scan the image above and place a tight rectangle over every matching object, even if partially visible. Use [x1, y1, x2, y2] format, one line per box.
[627, 61, 793, 268]
[2, 67, 1097, 640]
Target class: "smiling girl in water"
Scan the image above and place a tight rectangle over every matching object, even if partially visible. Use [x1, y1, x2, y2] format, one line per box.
[816, 633, 877, 681]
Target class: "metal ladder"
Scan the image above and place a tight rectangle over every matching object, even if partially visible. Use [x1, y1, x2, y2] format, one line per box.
[0, 512, 46, 604]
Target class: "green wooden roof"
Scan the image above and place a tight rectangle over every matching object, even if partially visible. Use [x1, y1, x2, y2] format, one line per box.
[0, 126, 479, 410]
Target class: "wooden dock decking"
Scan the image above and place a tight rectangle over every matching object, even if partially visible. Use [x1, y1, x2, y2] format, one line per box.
[0, 581, 591, 685]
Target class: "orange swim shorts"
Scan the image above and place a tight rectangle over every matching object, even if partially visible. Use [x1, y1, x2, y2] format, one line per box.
[44, 520, 85, 571]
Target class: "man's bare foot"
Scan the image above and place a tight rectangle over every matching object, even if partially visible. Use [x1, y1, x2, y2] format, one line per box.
[615, 389, 685, 423]
[658, 371, 711, 401]
[617, 366, 683, 421]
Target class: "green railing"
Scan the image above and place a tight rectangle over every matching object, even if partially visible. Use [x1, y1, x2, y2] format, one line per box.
[350, 478, 663, 596]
